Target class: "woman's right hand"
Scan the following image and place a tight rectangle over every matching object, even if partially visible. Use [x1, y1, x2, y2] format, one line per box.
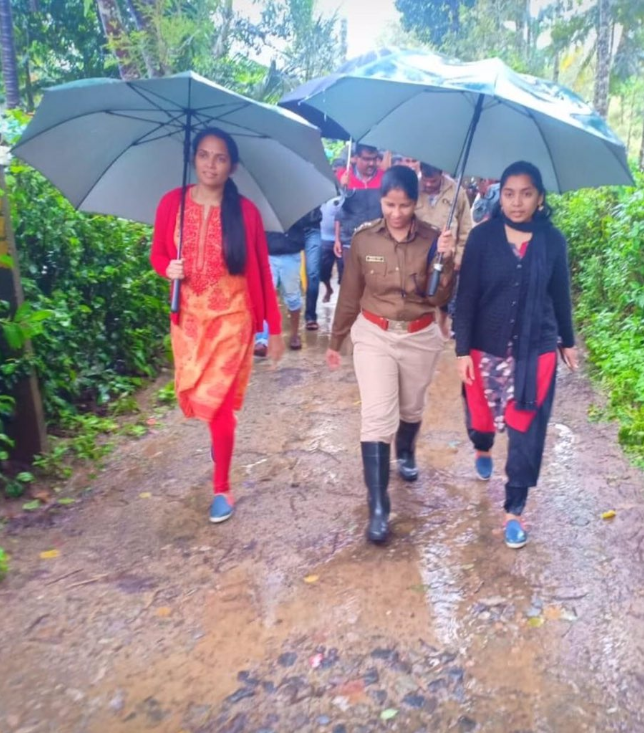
[326, 348, 341, 370]
[457, 355, 475, 385]
[166, 259, 185, 280]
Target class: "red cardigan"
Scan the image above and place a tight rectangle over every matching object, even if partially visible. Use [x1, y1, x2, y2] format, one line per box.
[150, 186, 281, 335]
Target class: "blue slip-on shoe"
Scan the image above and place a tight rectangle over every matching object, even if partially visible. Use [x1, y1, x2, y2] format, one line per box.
[209, 494, 234, 524]
[475, 454, 493, 481]
[504, 519, 528, 549]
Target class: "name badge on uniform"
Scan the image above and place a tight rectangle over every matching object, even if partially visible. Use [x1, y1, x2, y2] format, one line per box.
[365, 255, 385, 263]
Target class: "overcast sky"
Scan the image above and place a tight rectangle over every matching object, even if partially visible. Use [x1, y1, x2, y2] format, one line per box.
[318, 0, 400, 56]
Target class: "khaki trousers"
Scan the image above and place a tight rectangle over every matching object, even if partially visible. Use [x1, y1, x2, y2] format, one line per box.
[351, 313, 444, 443]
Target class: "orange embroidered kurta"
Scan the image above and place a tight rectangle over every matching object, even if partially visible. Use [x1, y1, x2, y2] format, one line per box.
[170, 195, 254, 421]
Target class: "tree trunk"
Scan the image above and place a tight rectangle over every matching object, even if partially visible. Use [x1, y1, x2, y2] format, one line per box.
[593, 0, 612, 117]
[0, 0, 20, 108]
[122, 0, 164, 77]
[339, 18, 347, 62]
[213, 0, 233, 60]
[95, 0, 140, 80]
[515, 0, 529, 64]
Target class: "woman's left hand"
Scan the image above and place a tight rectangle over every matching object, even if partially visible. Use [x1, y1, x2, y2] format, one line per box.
[267, 334, 285, 365]
[560, 346, 578, 371]
[437, 229, 455, 258]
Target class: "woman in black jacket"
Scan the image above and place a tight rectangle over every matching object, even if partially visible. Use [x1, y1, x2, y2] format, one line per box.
[453, 161, 578, 549]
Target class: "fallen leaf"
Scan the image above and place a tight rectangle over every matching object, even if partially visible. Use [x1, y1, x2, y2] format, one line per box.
[478, 596, 507, 607]
[155, 607, 172, 617]
[527, 616, 544, 628]
[561, 609, 579, 622]
[32, 489, 53, 503]
[40, 549, 60, 559]
[146, 418, 157, 426]
[139, 492, 152, 499]
[601, 510, 616, 520]
[381, 708, 398, 721]
[461, 563, 475, 571]
[409, 583, 430, 594]
[22, 500, 41, 511]
[57, 498, 76, 506]
[304, 574, 319, 584]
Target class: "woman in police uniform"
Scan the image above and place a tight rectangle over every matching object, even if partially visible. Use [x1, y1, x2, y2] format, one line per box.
[326, 166, 455, 544]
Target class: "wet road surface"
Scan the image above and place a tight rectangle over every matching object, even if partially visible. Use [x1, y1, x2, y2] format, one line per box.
[1, 299, 644, 733]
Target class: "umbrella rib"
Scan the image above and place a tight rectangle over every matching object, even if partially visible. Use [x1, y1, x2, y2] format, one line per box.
[126, 81, 184, 113]
[12, 109, 149, 152]
[523, 107, 562, 192]
[105, 111, 187, 140]
[74, 138, 159, 212]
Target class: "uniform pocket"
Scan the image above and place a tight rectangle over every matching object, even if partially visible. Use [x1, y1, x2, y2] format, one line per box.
[364, 260, 388, 279]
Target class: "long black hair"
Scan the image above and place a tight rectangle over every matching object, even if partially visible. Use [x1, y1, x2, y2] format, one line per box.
[192, 127, 247, 274]
[380, 164, 419, 201]
[494, 160, 553, 221]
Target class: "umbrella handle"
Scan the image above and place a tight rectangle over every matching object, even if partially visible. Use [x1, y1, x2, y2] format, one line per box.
[427, 259, 443, 298]
[171, 279, 181, 313]
[171, 108, 193, 318]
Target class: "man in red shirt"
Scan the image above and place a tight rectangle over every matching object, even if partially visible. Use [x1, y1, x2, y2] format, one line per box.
[333, 145, 385, 277]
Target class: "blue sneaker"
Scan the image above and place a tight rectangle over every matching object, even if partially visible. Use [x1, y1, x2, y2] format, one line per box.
[209, 494, 234, 524]
[475, 454, 493, 480]
[504, 519, 527, 549]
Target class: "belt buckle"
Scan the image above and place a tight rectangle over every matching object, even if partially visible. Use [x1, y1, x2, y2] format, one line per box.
[389, 319, 407, 332]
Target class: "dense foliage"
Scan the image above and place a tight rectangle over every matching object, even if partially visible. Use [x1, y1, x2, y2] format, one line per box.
[4, 161, 169, 424]
[0, 153, 171, 495]
[555, 170, 644, 462]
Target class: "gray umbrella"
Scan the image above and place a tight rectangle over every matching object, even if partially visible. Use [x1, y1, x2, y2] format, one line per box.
[14, 71, 337, 233]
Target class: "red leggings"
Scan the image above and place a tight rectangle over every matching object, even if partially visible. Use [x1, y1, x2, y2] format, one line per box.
[208, 385, 238, 495]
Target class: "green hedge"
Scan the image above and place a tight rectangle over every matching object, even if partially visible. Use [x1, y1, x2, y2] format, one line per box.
[3, 161, 170, 425]
[555, 170, 644, 462]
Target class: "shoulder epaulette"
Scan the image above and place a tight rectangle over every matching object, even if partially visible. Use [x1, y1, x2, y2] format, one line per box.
[354, 218, 382, 234]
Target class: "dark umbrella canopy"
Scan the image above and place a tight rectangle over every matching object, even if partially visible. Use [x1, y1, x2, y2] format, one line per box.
[279, 49, 401, 140]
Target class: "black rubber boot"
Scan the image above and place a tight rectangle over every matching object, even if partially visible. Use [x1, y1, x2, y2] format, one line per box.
[395, 421, 421, 482]
[361, 441, 391, 544]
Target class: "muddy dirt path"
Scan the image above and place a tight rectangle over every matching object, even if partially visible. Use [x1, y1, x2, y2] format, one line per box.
[2, 305, 644, 733]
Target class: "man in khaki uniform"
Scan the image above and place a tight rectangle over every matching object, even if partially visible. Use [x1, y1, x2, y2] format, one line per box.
[416, 163, 473, 337]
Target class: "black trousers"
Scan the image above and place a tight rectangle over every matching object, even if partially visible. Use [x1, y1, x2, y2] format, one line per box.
[463, 375, 556, 515]
[320, 239, 338, 285]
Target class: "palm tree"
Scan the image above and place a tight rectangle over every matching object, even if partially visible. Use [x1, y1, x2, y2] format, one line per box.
[594, 0, 612, 117]
[0, 0, 20, 108]
[95, 0, 140, 80]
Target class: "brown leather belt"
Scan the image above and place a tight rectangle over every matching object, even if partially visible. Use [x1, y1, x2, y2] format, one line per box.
[362, 309, 434, 334]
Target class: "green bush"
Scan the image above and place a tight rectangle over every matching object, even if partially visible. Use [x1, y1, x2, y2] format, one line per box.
[555, 170, 644, 463]
[0, 547, 8, 581]
[5, 161, 169, 423]
[1, 153, 170, 494]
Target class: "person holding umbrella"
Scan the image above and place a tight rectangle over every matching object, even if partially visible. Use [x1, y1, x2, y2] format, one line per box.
[327, 165, 456, 544]
[454, 161, 578, 549]
[151, 127, 284, 524]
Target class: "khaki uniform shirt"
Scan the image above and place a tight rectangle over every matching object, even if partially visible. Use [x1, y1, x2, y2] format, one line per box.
[330, 218, 454, 351]
[415, 175, 472, 267]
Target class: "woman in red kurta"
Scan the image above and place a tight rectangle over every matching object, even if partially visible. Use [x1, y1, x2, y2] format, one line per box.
[151, 127, 283, 523]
